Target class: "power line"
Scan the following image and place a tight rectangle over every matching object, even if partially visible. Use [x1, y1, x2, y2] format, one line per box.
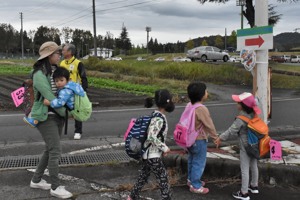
[96, 0, 159, 13]
[95, 0, 130, 6]
[47, 6, 92, 27]
[20, 0, 58, 13]
[48, 0, 160, 28]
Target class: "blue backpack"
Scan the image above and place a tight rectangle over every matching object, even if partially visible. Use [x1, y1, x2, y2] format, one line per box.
[125, 112, 166, 160]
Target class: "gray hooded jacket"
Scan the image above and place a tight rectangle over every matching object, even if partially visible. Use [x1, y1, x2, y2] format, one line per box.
[219, 110, 254, 152]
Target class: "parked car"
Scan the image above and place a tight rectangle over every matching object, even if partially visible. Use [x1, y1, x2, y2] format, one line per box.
[229, 56, 242, 63]
[111, 57, 122, 61]
[173, 56, 191, 62]
[290, 55, 300, 63]
[226, 47, 236, 52]
[270, 56, 285, 63]
[136, 57, 146, 61]
[283, 55, 291, 62]
[186, 46, 229, 62]
[154, 57, 165, 62]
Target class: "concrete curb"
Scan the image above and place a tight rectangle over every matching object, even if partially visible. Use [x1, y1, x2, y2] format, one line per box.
[163, 153, 300, 186]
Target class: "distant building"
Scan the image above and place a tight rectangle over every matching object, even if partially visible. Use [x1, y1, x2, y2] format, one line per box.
[89, 48, 113, 58]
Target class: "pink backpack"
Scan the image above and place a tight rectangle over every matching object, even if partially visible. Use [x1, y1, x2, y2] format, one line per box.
[173, 103, 204, 148]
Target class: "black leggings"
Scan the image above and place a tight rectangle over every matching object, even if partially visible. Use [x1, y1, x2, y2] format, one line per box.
[130, 158, 171, 200]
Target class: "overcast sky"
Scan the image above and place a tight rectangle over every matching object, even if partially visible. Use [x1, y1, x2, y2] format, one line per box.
[0, 0, 299, 46]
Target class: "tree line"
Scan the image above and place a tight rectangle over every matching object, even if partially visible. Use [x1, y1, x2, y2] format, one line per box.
[0, 23, 237, 58]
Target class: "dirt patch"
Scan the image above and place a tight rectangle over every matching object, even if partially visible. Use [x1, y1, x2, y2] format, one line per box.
[0, 75, 146, 112]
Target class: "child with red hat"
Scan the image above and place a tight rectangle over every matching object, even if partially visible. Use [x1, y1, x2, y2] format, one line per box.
[215, 92, 261, 200]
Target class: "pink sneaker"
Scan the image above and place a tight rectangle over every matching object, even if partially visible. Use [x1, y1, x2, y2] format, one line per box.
[127, 195, 133, 200]
[190, 185, 209, 194]
[187, 179, 205, 187]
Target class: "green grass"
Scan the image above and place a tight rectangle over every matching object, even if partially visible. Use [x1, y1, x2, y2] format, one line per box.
[88, 77, 161, 96]
[85, 58, 251, 85]
[272, 73, 300, 89]
[1, 55, 300, 95]
[0, 64, 32, 75]
[270, 62, 300, 73]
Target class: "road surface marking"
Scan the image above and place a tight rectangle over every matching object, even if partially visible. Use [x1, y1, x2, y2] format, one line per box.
[1, 97, 300, 117]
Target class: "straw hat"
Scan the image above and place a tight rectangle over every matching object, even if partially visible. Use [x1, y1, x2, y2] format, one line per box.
[38, 41, 61, 61]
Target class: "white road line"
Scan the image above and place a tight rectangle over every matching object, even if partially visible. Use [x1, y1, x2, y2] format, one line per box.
[1, 97, 300, 117]
[68, 142, 124, 155]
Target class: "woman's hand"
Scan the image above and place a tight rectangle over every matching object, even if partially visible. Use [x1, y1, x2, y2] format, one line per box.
[43, 99, 50, 106]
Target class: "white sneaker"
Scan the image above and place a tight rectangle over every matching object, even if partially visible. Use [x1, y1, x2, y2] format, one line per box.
[74, 133, 81, 140]
[50, 186, 73, 199]
[30, 179, 51, 190]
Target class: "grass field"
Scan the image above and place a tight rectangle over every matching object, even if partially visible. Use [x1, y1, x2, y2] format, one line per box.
[0, 53, 299, 96]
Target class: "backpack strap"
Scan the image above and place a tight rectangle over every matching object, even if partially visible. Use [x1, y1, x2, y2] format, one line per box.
[237, 115, 250, 123]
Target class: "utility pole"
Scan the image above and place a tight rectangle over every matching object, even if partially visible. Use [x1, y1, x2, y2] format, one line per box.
[145, 26, 151, 54]
[92, 0, 97, 57]
[20, 12, 24, 59]
[236, 0, 246, 29]
[255, 0, 269, 122]
[224, 28, 227, 50]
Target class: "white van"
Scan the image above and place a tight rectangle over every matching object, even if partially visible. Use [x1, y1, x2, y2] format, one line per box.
[290, 55, 300, 63]
[283, 55, 291, 62]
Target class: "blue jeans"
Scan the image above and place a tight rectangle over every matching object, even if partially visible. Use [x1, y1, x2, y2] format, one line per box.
[187, 139, 207, 189]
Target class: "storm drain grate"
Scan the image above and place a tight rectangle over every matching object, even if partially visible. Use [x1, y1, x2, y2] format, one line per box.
[0, 150, 131, 170]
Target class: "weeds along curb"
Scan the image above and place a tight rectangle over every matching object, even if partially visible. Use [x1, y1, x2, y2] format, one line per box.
[162, 153, 300, 187]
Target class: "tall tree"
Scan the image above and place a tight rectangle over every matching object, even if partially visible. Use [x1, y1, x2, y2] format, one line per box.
[197, 0, 298, 28]
[34, 26, 59, 50]
[115, 25, 132, 55]
[214, 35, 224, 49]
[103, 31, 114, 49]
[147, 37, 154, 54]
[61, 27, 73, 44]
[228, 30, 237, 48]
[72, 29, 85, 57]
[28, 30, 36, 55]
[201, 39, 208, 46]
[186, 39, 195, 50]
[0, 23, 18, 54]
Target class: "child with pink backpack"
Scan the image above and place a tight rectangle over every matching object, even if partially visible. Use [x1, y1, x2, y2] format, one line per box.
[180, 82, 218, 194]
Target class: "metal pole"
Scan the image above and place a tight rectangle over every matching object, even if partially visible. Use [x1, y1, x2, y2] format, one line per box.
[255, 0, 269, 122]
[20, 12, 24, 59]
[241, 5, 244, 29]
[146, 27, 151, 55]
[92, 0, 97, 57]
[225, 28, 227, 50]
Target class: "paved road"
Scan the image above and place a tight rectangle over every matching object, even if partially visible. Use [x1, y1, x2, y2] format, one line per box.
[1, 97, 300, 199]
[0, 97, 299, 145]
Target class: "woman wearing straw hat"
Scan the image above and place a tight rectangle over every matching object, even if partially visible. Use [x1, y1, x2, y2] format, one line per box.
[28, 41, 73, 199]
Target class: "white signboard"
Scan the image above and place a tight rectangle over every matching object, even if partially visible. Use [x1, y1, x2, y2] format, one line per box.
[237, 26, 273, 51]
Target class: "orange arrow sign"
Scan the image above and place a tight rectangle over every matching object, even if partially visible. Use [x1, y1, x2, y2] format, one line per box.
[245, 36, 264, 47]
